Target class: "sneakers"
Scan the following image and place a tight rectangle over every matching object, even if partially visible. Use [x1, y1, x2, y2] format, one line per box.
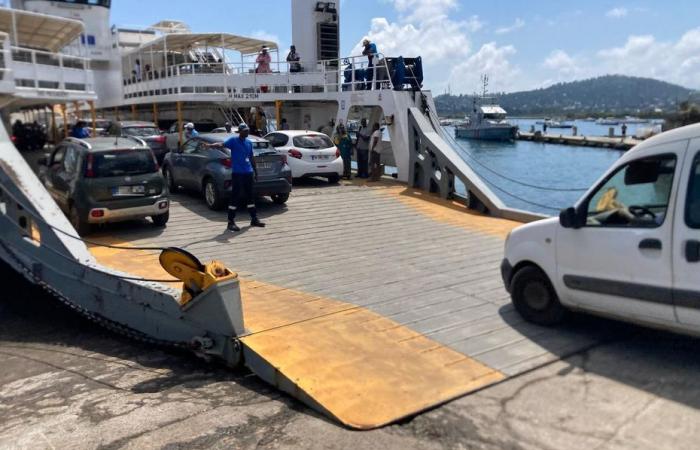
[250, 218, 266, 228]
[226, 221, 241, 232]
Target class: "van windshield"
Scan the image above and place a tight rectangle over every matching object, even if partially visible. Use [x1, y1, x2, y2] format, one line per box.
[92, 150, 156, 177]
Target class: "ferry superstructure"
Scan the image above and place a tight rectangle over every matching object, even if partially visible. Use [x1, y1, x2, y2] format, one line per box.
[0, 0, 550, 430]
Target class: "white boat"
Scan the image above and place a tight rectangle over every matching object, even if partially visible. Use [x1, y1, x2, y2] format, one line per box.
[454, 76, 517, 141]
[596, 117, 620, 126]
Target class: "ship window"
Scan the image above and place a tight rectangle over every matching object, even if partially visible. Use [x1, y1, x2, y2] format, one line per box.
[87, 35, 96, 46]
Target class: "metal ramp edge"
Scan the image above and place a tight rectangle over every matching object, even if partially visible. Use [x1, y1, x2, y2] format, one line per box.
[407, 106, 545, 223]
[0, 122, 244, 365]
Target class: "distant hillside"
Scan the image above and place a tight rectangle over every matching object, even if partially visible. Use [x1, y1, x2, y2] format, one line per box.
[435, 75, 696, 117]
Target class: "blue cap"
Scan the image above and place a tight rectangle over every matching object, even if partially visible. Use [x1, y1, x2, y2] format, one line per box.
[238, 123, 249, 131]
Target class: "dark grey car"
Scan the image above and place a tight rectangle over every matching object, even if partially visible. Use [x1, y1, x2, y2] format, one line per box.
[161, 133, 292, 210]
[38, 137, 169, 235]
[108, 121, 169, 164]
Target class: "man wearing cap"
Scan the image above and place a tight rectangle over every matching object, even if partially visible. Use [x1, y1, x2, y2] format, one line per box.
[204, 124, 265, 231]
[184, 122, 198, 140]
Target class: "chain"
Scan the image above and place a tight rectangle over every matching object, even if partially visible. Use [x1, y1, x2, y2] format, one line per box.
[1, 241, 189, 350]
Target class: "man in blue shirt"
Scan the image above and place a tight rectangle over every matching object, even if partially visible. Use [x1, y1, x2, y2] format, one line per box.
[205, 123, 265, 231]
[184, 122, 199, 139]
[71, 121, 90, 139]
[362, 39, 378, 90]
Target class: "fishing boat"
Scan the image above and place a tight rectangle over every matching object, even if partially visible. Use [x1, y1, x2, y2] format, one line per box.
[454, 76, 517, 141]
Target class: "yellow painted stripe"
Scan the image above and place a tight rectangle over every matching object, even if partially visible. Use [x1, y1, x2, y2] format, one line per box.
[373, 184, 520, 239]
[87, 238, 504, 429]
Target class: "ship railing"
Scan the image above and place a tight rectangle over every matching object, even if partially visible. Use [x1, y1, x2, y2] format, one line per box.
[8, 45, 94, 96]
[121, 53, 397, 100]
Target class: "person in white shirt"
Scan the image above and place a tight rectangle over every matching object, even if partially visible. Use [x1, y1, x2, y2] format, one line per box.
[368, 122, 382, 181]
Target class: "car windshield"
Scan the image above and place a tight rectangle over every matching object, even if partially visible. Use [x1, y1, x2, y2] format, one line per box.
[293, 134, 333, 149]
[123, 127, 160, 137]
[92, 149, 156, 177]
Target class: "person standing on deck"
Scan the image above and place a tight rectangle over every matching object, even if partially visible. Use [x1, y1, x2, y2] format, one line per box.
[256, 47, 272, 73]
[286, 45, 301, 72]
[334, 123, 353, 180]
[362, 39, 378, 90]
[543, 121, 548, 134]
[368, 123, 382, 181]
[621, 123, 628, 137]
[204, 124, 265, 231]
[355, 118, 370, 178]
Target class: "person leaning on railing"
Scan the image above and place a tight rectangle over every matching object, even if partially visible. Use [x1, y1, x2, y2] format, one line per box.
[286, 45, 301, 73]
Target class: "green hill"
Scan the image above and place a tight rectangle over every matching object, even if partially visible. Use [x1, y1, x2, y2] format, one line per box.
[435, 75, 696, 117]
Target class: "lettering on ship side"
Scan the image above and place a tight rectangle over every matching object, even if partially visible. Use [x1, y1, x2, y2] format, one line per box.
[232, 93, 260, 100]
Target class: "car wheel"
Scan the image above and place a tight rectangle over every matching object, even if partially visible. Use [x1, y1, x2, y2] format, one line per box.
[152, 211, 169, 227]
[203, 178, 224, 210]
[69, 205, 90, 236]
[163, 166, 178, 192]
[328, 174, 340, 184]
[271, 193, 289, 205]
[511, 265, 567, 326]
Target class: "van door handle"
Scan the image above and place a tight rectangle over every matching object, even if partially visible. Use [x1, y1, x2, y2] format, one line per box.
[639, 238, 662, 250]
[687, 240, 700, 263]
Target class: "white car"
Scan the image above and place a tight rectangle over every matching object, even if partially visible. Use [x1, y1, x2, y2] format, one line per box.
[264, 130, 343, 183]
[502, 122, 700, 337]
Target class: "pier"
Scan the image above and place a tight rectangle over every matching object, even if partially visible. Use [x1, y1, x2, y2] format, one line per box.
[517, 131, 642, 150]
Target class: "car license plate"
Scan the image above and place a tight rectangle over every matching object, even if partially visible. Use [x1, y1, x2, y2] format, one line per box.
[113, 185, 145, 196]
[258, 163, 271, 169]
[311, 155, 329, 161]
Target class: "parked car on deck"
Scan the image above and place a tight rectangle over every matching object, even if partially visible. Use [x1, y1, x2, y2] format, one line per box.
[501, 123, 700, 337]
[264, 130, 343, 183]
[107, 121, 168, 164]
[164, 119, 217, 152]
[37, 136, 169, 235]
[161, 133, 292, 210]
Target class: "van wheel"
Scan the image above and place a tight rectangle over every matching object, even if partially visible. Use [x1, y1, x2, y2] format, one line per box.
[152, 211, 169, 227]
[511, 265, 566, 326]
[271, 193, 289, 205]
[163, 166, 178, 192]
[69, 206, 90, 236]
[203, 178, 224, 210]
[328, 174, 340, 184]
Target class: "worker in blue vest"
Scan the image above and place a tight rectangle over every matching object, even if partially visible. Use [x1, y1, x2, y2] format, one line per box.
[362, 39, 378, 90]
[204, 123, 265, 231]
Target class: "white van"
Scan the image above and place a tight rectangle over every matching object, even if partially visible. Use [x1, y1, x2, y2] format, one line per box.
[501, 123, 700, 335]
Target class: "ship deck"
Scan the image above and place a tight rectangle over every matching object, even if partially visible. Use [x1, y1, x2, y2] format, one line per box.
[3, 174, 700, 447]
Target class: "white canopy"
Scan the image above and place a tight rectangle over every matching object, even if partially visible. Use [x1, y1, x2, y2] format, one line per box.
[480, 106, 507, 115]
[126, 32, 278, 56]
[0, 7, 84, 52]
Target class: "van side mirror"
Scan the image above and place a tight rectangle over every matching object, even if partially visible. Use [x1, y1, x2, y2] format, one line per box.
[559, 207, 584, 229]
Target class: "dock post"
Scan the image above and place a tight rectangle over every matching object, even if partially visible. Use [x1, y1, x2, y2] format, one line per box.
[73, 101, 81, 119]
[573, 126, 577, 136]
[609, 127, 614, 138]
[61, 104, 68, 138]
[131, 104, 137, 121]
[152, 103, 158, 126]
[275, 100, 282, 131]
[177, 101, 183, 147]
[89, 100, 96, 136]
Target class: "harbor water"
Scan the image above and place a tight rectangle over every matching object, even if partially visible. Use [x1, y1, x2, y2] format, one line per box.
[446, 124, 626, 215]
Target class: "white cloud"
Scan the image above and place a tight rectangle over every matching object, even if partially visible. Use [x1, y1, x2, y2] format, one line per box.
[495, 18, 525, 35]
[542, 50, 583, 82]
[447, 43, 522, 93]
[605, 7, 628, 18]
[596, 28, 700, 88]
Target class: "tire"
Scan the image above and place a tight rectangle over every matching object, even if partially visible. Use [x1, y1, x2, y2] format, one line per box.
[69, 205, 90, 236]
[510, 265, 567, 326]
[152, 211, 169, 227]
[271, 193, 289, 205]
[328, 174, 340, 184]
[203, 178, 224, 210]
[163, 166, 178, 193]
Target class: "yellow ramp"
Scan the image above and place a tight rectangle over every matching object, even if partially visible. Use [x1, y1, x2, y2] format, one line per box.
[240, 282, 504, 429]
[88, 243, 504, 430]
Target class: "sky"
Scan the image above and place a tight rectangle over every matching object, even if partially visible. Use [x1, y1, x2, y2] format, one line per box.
[107, 0, 700, 94]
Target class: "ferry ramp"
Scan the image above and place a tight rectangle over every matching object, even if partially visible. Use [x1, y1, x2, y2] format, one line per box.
[85, 178, 603, 428]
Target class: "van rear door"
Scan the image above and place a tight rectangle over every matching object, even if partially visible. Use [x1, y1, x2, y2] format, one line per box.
[673, 140, 700, 326]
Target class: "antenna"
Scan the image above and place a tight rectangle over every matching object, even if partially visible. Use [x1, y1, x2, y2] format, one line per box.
[481, 74, 489, 98]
